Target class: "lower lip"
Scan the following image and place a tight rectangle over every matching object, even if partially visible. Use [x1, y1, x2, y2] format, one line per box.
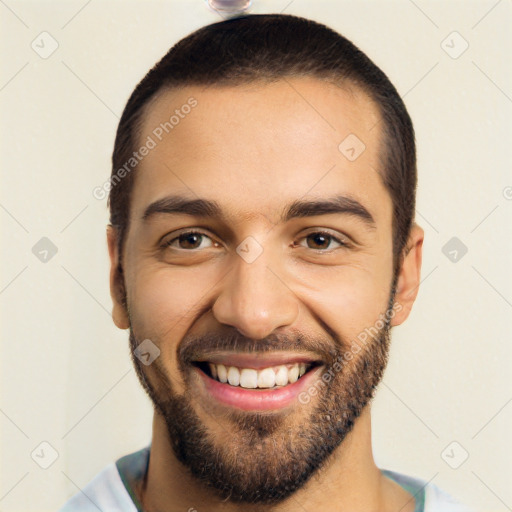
[195, 365, 323, 411]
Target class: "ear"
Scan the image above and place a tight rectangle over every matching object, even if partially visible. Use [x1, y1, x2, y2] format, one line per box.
[390, 223, 424, 327]
[107, 225, 130, 330]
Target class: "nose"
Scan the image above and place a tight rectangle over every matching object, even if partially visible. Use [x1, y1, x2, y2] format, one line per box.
[211, 244, 299, 340]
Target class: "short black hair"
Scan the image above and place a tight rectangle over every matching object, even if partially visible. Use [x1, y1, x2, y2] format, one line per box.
[109, 13, 417, 270]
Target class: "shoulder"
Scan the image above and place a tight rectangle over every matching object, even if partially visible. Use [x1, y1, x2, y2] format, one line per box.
[57, 461, 137, 512]
[423, 479, 475, 512]
[382, 469, 475, 512]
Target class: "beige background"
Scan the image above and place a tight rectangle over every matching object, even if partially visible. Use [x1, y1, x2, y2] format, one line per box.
[1, 0, 511, 510]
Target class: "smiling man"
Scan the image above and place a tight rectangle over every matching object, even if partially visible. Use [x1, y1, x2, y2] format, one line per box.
[59, 13, 472, 512]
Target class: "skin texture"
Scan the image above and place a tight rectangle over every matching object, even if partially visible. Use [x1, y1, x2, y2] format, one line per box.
[107, 77, 424, 512]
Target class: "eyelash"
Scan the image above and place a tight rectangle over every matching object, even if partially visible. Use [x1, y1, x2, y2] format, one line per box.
[295, 230, 349, 251]
[161, 229, 349, 252]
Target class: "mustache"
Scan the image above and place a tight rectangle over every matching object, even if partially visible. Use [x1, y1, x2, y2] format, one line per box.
[178, 328, 343, 366]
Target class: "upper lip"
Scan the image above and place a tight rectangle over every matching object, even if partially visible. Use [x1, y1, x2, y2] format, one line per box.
[192, 352, 323, 370]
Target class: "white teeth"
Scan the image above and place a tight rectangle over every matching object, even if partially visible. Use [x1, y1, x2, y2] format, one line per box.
[227, 366, 240, 386]
[217, 364, 227, 383]
[257, 367, 276, 388]
[275, 365, 289, 386]
[288, 365, 299, 383]
[207, 362, 312, 388]
[240, 368, 258, 388]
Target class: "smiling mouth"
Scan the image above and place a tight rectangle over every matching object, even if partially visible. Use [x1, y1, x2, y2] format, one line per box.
[192, 360, 322, 390]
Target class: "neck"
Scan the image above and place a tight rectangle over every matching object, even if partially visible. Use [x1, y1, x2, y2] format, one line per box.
[137, 407, 414, 512]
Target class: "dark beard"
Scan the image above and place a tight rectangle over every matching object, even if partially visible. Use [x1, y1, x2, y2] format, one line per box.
[128, 291, 396, 505]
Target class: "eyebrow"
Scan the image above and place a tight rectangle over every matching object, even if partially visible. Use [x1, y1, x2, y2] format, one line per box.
[142, 194, 375, 227]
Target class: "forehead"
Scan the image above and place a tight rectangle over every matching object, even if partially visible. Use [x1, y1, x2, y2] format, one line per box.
[130, 78, 388, 227]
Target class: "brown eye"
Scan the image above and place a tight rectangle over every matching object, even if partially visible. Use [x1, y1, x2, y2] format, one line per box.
[163, 231, 215, 250]
[300, 232, 346, 251]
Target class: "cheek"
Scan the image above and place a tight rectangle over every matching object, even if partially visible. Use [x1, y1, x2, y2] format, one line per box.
[127, 266, 218, 394]
[127, 264, 220, 340]
[292, 261, 393, 340]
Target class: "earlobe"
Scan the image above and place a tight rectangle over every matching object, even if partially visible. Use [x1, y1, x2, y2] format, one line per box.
[106, 225, 130, 330]
[390, 224, 424, 327]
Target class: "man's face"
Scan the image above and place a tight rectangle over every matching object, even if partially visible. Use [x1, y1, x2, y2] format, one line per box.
[116, 78, 398, 503]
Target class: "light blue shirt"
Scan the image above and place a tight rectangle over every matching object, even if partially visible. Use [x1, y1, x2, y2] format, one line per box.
[58, 445, 473, 512]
